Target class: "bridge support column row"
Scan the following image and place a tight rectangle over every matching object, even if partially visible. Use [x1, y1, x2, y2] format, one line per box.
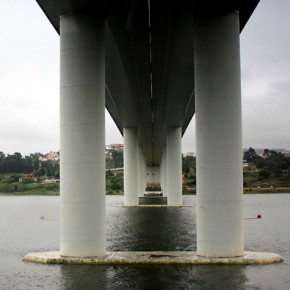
[58, 10, 243, 259]
[123, 127, 182, 205]
[60, 13, 106, 257]
[194, 12, 243, 257]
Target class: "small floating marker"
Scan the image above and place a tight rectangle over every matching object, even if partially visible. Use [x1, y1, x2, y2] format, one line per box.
[40, 216, 58, 221]
[244, 214, 262, 220]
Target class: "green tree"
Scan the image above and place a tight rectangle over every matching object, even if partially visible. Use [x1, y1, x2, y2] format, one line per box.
[182, 163, 190, 177]
[23, 156, 33, 173]
[273, 167, 283, 178]
[40, 160, 59, 177]
[0, 152, 5, 173]
[286, 158, 290, 177]
[256, 160, 266, 169]
[35, 167, 46, 177]
[30, 153, 42, 171]
[111, 150, 123, 168]
[4, 153, 24, 173]
[243, 147, 258, 162]
[182, 155, 196, 172]
[259, 169, 270, 180]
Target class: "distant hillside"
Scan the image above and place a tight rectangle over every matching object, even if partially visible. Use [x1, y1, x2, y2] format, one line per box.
[243, 148, 290, 155]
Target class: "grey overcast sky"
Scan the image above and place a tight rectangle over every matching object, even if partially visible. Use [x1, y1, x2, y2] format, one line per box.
[0, 0, 290, 156]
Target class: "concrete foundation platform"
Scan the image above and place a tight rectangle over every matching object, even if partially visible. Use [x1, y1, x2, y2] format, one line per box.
[139, 196, 167, 205]
[22, 251, 284, 265]
[113, 204, 194, 208]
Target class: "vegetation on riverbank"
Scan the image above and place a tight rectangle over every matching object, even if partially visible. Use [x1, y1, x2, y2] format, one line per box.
[1, 147, 290, 195]
[106, 171, 123, 195]
[0, 173, 59, 195]
[182, 148, 290, 194]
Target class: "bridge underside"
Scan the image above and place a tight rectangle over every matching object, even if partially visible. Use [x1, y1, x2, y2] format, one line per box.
[36, 0, 258, 166]
[34, 0, 262, 259]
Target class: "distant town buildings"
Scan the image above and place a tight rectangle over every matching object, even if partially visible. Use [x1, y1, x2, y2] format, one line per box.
[258, 151, 290, 159]
[108, 144, 124, 150]
[34, 146, 125, 164]
[183, 152, 195, 157]
[43, 178, 60, 184]
[106, 144, 123, 159]
[19, 174, 37, 182]
[39, 151, 60, 162]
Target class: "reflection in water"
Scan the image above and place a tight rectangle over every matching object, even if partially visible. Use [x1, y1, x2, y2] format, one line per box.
[105, 264, 248, 290]
[191, 265, 247, 290]
[60, 196, 247, 289]
[60, 264, 247, 290]
[60, 265, 109, 290]
[107, 206, 196, 252]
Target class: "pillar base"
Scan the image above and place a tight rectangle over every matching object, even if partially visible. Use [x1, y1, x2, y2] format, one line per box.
[22, 251, 283, 265]
[113, 204, 193, 208]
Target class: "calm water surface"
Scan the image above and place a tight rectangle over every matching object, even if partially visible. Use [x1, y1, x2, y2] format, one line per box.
[0, 194, 290, 289]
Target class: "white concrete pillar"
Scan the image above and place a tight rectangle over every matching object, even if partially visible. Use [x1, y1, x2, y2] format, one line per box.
[124, 128, 138, 205]
[161, 146, 168, 197]
[167, 127, 182, 205]
[60, 13, 105, 257]
[160, 155, 164, 193]
[194, 12, 243, 257]
[143, 158, 147, 192]
[146, 166, 161, 189]
[137, 145, 145, 197]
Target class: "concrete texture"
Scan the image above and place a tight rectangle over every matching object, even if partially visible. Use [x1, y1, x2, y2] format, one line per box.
[194, 12, 243, 257]
[167, 127, 182, 205]
[59, 13, 106, 257]
[124, 128, 139, 205]
[22, 251, 284, 265]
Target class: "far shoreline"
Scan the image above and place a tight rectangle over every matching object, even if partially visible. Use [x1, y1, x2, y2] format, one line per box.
[1, 189, 290, 196]
[244, 187, 290, 194]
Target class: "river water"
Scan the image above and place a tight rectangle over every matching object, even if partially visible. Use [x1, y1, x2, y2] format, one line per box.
[0, 194, 289, 289]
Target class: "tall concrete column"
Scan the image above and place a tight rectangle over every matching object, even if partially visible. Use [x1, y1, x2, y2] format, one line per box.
[60, 13, 105, 257]
[124, 128, 138, 205]
[137, 144, 145, 197]
[160, 154, 164, 194]
[194, 12, 243, 257]
[146, 166, 160, 189]
[143, 157, 147, 191]
[167, 127, 182, 205]
[161, 146, 168, 197]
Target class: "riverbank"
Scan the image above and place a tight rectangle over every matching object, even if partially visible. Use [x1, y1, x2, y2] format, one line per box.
[183, 187, 290, 194]
[0, 191, 59, 196]
[2, 189, 290, 196]
[0, 182, 59, 196]
[244, 187, 290, 193]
